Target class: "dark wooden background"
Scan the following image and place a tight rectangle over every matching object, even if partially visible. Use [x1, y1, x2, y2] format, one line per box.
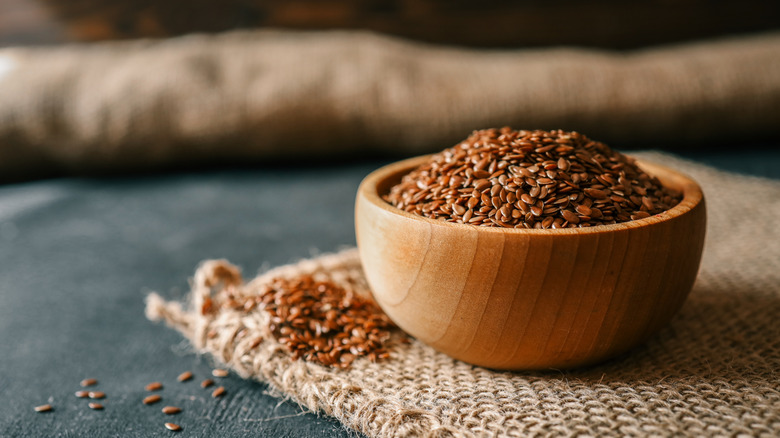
[2, 0, 779, 48]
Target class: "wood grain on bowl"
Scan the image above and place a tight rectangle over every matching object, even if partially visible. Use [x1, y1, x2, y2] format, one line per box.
[356, 156, 706, 370]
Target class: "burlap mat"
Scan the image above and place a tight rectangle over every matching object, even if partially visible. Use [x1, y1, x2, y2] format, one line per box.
[146, 152, 780, 437]
[2, 31, 780, 179]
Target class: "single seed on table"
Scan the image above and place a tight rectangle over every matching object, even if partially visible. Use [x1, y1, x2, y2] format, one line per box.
[34, 404, 52, 412]
[212, 369, 229, 377]
[75, 390, 89, 398]
[145, 382, 163, 391]
[162, 406, 181, 415]
[80, 378, 97, 387]
[143, 394, 162, 405]
[164, 422, 182, 431]
[201, 379, 214, 388]
[177, 371, 193, 382]
[212, 386, 226, 398]
[88, 403, 104, 410]
[88, 391, 105, 399]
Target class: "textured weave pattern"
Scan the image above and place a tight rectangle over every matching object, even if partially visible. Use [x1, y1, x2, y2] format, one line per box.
[147, 153, 780, 437]
[2, 31, 780, 180]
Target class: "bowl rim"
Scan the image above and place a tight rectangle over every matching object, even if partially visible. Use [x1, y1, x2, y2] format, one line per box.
[358, 154, 704, 235]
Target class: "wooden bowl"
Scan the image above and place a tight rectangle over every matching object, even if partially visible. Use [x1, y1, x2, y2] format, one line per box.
[355, 155, 706, 370]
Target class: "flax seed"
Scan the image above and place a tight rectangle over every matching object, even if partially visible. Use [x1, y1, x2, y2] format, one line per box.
[201, 379, 214, 388]
[162, 406, 181, 415]
[383, 128, 681, 228]
[212, 369, 229, 377]
[88, 403, 103, 410]
[211, 386, 226, 398]
[88, 391, 105, 399]
[34, 404, 52, 412]
[238, 276, 402, 369]
[145, 382, 163, 391]
[164, 422, 182, 431]
[177, 371, 193, 382]
[75, 390, 89, 398]
[143, 394, 162, 405]
[80, 378, 97, 387]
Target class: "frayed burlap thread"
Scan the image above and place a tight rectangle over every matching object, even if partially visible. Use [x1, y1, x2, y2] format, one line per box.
[146, 152, 780, 437]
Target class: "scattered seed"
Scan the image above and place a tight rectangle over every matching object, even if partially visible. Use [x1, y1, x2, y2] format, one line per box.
[145, 382, 163, 391]
[211, 386, 226, 398]
[201, 379, 214, 388]
[34, 404, 52, 413]
[80, 378, 97, 387]
[211, 369, 228, 378]
[143, 394, 162, 405]
[236, 276, 401, 369]
[249, 337, 263, 349]
[164, 422, 182, 431]
[88, 403, 103, 410]
[383, 128, 681, 228]
[75, 390, 89, 398]
[88, 391, 105, 400]
[177, 371, 193, 382]
[162, 406, 181, 415]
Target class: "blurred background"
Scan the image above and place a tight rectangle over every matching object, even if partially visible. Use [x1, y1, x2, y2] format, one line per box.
[1, 3, 779, 438]
[2, 0, 780, 48]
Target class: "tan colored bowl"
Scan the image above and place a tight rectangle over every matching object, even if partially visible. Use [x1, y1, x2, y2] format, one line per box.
[355, 155, 706, 370]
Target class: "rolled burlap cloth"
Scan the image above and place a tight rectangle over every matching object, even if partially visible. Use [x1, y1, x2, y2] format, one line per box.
[147, 153, 780, 437]
[1, 31, 780, 179]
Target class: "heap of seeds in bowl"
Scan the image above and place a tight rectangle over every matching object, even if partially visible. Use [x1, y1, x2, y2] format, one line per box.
[384, 128, 682, 228]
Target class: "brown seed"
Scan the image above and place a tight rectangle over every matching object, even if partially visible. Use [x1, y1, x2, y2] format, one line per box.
[561, 210, 580, 224]
[143, 394, 162, 405]
[145, 382, 163, 391]
[536, 177, 554, 185]
[34, 404, 52, 412]
[211, 386, 226, 398]
[75, 390, 89, 398]
[385, 129, 681, 228]
[88, 403, 103, 410]
[88, 391, 105, 400]
[584, 188, 608, 199]
[575, 205, 592, 216]
[255, 276, 407, 368]
[177, 371, 193, 382]
[201, 379, 214, 388]
[212, 369, 229, 377]
[80, 378, 97, 387]
[164, 422, 182, 431]
[162, 406, 182, 415]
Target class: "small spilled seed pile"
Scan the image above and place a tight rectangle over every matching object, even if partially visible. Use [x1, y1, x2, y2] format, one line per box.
[384, 128, 682, 228]
[34, 369, 229, 433]
[212, 275, 401, 368]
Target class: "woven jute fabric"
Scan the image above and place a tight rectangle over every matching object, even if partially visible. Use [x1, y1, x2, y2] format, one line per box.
[146, 152, 780, 437]
[2, 31, 780, 179]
